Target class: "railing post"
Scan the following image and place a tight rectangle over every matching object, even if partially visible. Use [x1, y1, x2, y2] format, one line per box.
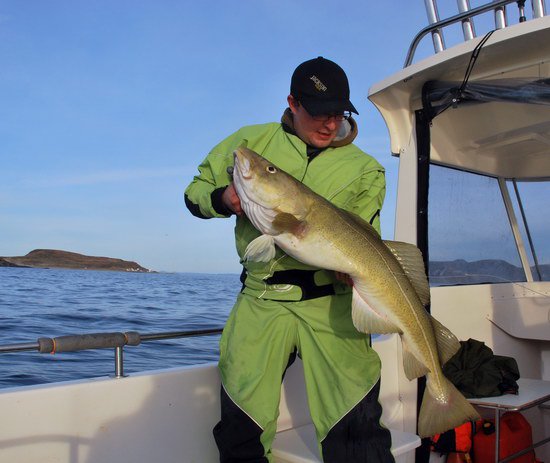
[114, 346, 125, 378]
[494, 0, 509, 28]
[425, 0, 446, 52]
[457, 0, 477, 39]
[531, 0, 546, 18]
[518, 0, 527, 22]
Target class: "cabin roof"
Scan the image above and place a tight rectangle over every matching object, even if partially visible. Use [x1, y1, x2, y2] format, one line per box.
[368, 16, 550, 179]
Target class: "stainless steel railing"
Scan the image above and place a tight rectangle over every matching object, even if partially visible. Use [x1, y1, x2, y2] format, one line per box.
[406, 0, 547, 66]
[0, 327, 224, 379]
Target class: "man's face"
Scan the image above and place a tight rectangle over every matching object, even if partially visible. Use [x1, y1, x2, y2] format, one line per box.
[287, 95, 343, 149]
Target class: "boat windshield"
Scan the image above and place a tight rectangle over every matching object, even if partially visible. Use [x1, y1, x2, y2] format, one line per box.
[509, 179, 550, 281]
[427, 165, 549, 286]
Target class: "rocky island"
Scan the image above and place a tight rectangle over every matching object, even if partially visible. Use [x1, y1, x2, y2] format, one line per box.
[0, 249, 150, 272]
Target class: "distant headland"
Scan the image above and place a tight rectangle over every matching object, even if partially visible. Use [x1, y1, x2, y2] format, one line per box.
[0, 249, 150, 272]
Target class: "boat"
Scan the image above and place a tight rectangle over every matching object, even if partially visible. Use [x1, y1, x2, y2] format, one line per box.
[1, 1, 549, 462]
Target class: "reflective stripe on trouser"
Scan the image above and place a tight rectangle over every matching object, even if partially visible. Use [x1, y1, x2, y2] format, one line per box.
[215, 292, 388, 462]
[213, 378, 394, 462]
[321, 380, 395, 462]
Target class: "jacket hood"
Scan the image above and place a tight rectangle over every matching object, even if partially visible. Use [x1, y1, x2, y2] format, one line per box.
[281, 108, 358, 148]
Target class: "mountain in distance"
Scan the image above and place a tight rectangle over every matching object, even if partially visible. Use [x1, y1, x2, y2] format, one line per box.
[429, 259, 550, 285]
[0, 249, 150, 273]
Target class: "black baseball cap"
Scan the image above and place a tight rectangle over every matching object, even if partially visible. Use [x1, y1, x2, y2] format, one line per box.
[290, 57, 358, 116]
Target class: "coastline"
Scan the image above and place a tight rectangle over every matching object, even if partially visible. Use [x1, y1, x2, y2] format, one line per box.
[0, 249, 151, 273]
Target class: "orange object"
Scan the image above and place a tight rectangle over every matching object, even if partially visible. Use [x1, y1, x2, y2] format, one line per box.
[473, 412, 536, 463]
[432, 422, 473, 454]
[455, 422, 473, 453]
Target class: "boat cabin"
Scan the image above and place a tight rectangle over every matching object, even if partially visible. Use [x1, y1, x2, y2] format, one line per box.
[369, 1, 550, 461]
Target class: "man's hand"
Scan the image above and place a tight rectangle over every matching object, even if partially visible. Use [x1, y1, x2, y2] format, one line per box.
[335, 271, 353, 287]
[222, 183, 243, 216]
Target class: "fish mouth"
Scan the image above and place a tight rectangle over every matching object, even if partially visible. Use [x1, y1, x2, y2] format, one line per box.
[232, 149, 254, 209]
[233, 149, 252, 179]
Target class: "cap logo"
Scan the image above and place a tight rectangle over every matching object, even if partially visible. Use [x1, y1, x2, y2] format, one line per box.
[310, 75, 327, 92]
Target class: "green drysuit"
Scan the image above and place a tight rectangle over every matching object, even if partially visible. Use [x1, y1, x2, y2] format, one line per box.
[185, 112, 386, 460]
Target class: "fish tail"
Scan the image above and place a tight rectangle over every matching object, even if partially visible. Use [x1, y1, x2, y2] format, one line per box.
[417, 375, 480, 438]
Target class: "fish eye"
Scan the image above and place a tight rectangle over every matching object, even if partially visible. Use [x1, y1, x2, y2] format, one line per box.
[266, 165, 277, 174]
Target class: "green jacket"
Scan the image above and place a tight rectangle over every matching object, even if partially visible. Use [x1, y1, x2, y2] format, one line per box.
[185, 112, 386, 300]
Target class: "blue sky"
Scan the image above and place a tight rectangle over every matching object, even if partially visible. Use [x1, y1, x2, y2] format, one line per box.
[0, 1, 472, 273]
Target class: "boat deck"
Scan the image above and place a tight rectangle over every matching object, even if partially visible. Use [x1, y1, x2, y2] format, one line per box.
[273, 424, 421, 463]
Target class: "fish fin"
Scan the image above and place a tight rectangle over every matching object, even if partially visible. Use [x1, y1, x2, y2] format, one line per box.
[383, 240, 430, 306]
[430, 316, 461, 365]
[402, 340, 430, 380]
[351, 287, 400, 334]
[244, 235, 276, 262]
[272, 213, 307, 238]
[417, 376, 480, 438]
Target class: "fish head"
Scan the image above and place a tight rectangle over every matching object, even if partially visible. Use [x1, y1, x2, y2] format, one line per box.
[232, 146, 309, 234]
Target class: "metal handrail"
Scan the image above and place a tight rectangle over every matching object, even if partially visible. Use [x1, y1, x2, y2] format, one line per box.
[0, 327, 224, 378]
[405, 0, 526, 67]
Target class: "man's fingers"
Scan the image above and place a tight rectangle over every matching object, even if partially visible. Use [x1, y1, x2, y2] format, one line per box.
[223, 183, 243, 216]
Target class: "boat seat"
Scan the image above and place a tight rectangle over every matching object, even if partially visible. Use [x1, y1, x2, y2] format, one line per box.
[272, 423, 421, 463]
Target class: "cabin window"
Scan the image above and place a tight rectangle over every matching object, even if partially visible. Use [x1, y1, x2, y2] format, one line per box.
[427, 165, 526, 286]
[507, 179, 550, 282]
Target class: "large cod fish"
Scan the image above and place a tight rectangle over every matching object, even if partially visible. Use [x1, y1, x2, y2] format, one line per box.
[232, 146, 479, 438]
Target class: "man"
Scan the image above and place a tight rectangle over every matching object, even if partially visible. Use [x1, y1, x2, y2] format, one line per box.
[185, 57, 393, 462]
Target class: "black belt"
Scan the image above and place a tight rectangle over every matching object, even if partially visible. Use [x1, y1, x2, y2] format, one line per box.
[240, 268, 335, 301]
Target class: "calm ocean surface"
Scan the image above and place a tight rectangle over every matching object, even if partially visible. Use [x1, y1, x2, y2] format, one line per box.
[0, 267, 240, 389]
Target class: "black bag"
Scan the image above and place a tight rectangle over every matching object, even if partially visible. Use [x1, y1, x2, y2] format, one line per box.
[443, 338, 520, 398]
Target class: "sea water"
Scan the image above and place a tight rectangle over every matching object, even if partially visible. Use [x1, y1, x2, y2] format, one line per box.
[0, 267, 240, 389]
